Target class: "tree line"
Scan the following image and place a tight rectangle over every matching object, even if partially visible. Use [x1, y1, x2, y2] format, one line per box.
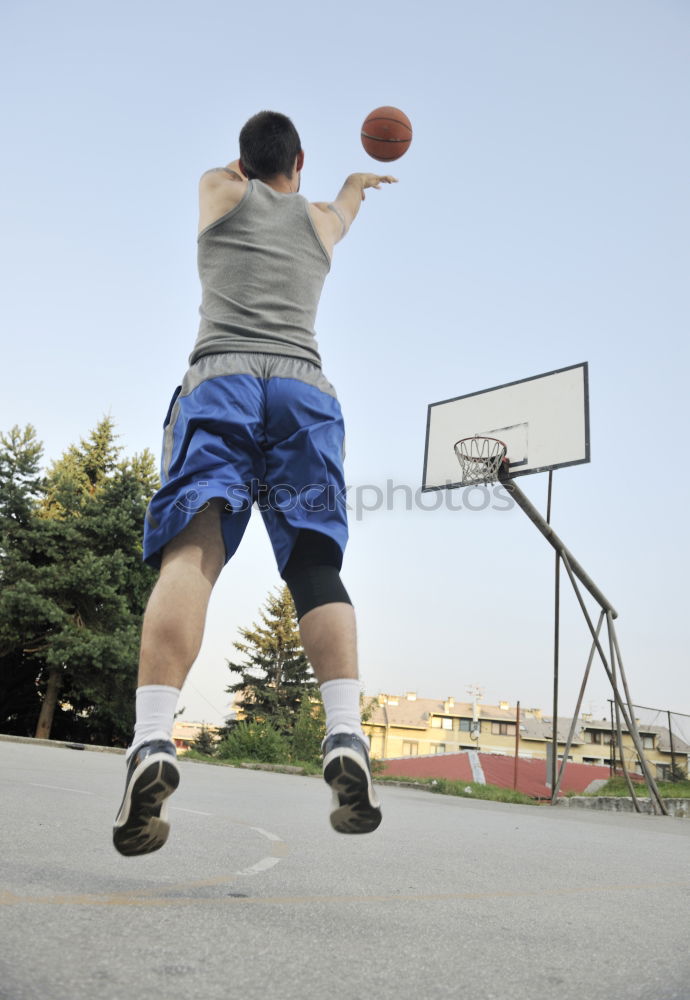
[0, 420, 324, 753]
[0, 420, 158, 744]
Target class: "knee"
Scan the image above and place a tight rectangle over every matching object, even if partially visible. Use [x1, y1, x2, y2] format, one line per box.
[284, 564, 352, 621]
[282, 530, 351, 621]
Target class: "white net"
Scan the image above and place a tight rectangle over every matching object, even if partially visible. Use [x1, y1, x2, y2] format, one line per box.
[454, 436, 507, 485]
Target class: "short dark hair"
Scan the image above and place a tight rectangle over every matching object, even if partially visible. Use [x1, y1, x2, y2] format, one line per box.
[239, 111, 302, 181]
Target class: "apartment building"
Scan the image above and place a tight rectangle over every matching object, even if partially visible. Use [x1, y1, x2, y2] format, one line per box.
[363, 692, 689, 780]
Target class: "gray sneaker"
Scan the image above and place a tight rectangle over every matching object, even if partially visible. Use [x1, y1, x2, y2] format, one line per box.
[322, 732, 382, 834]
[113, 739, 180, 856]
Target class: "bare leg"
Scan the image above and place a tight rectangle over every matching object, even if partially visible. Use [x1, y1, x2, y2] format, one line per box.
[138, 499, 226, 689]
[303, 601, 382, 834]
[297, 602, 358, 684]
[112, 501, 227, 857]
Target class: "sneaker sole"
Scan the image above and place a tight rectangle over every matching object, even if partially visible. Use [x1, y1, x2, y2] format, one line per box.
[323, 747, 382, 835]
[113, 754, 180, 857]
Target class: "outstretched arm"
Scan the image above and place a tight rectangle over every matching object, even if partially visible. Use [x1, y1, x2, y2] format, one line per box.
[332, 172, 398, 234]
[311, 173, 397, 252]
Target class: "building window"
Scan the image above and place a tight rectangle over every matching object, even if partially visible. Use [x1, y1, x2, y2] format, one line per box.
[402, 741, 419, 756]
[459, 719, 472, 732]
[584, 730, 603, 744]
[491, 722, 516, 736]
[430, 716, 454, 730]
[431, 743, 446, 754]
[656, 763, 670, 781]
[641, 734, 655, 750]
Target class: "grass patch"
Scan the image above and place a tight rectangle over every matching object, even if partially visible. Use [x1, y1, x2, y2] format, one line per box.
[181, 749, 235, 766]
[586, 777, 690, 799]
[184, 752, 537, 804]
[377, 774, 536, 805]
[181, 749, 321, 775]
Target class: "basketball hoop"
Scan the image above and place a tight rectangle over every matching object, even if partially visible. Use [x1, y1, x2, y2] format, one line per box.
[454, 436, 508, 485]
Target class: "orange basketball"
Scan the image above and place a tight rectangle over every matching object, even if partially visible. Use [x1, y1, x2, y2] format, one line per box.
[361, 106, 412, 162]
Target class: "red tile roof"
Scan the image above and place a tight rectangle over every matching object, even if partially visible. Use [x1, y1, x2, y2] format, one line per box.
[380, 751, 626, 798]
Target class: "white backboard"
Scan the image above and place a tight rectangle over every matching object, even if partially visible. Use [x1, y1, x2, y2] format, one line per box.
[423, 363, 590, 490]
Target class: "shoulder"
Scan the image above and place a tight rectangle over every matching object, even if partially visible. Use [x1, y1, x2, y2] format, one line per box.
[199, 166, 247, 190]
[198, 168, 251, 235]
[308, 201, 347, 253]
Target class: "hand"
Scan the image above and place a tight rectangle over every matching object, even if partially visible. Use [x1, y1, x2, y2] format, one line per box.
[354, 173, 398, 200]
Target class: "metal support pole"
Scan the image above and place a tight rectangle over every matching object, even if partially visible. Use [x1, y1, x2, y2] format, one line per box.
[493, 470, 666, 813]
[609, 699, 616, 778]
[558, 550, 660, 810]
[551, 611, 605, 800]
[608, 615, 667, 815]
[542, 544, 666, 814]
[498, 473, 618, 618]
[547, 471, 561, 800]
[668, 710, 677, 781]
[513, 701, 520, 791]
[551, 555, 560, 799]
[613, 693, 640, 808]
[608, 616, 640, 810]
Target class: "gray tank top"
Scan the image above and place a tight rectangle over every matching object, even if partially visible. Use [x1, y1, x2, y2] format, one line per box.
[189, 180, 331, 367]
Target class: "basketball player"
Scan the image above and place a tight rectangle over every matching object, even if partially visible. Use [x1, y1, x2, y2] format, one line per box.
[113, 111, 397, 856]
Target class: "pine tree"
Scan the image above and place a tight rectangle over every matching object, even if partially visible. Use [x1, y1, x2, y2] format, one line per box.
[0, 424, 44, 528]
[226, 585, 316, 735]
[0, 419, 159, 744]
[0, 426, 48, 733]
[191, 724, 217, 756]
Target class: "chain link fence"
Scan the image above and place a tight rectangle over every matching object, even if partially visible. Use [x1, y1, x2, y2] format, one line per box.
[615, 703, 690, 782]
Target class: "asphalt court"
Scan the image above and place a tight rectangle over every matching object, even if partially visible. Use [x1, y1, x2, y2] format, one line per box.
[2, 739, 690, 1000]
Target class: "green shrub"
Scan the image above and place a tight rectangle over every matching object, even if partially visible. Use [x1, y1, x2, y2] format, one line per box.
[216, 720, 289, 763]
[288, 697, 325, 765]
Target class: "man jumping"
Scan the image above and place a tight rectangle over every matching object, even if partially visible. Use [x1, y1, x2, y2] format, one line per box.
[113, 110, 396, 856]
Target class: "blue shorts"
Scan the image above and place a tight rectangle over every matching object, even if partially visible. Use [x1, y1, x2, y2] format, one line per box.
[143, 353, 348, 573]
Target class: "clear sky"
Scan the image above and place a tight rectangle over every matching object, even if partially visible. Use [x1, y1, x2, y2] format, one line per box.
[2, 0, 688, 727]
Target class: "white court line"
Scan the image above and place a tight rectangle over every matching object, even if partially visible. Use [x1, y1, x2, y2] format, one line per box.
[29, 783, 94, 795]
[250, 826, 283, 843]
[233, 826, 287, 876]
[235, 856, 282, 876]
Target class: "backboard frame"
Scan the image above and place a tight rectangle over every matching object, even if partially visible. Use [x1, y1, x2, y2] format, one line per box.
[422, 362, 590, 491]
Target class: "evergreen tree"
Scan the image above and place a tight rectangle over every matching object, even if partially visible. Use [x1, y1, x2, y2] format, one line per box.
[226, 585, 316, 735]
[0, 426, 47, 732]
[289, 692, 326, 764]
[0, 419, 159, 744]
[191, 724, 217, 756]
[0, 424, 44, 528]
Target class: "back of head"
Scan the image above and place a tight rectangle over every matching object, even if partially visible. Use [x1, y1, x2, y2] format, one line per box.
[239, 111, 302, 182]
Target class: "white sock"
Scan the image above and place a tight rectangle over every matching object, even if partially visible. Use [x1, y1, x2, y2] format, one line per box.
[127, 685, 180, 760]
[320, 678, 367, 745]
